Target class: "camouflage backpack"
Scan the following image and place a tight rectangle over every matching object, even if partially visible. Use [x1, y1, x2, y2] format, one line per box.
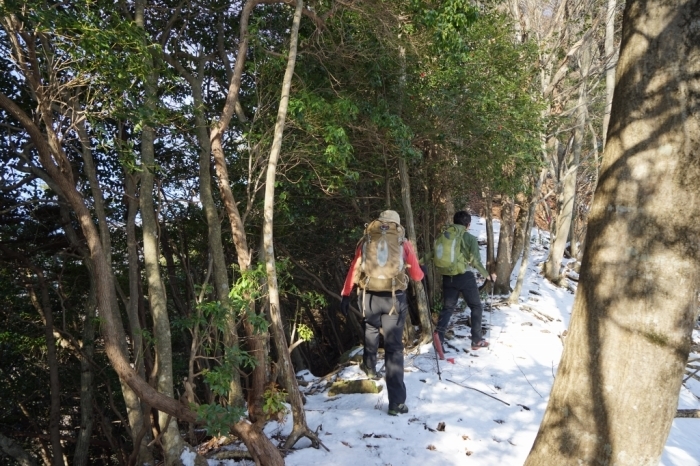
[355, 219, 409, 293]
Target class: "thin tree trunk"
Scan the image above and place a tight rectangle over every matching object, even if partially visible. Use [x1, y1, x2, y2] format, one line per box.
[509, 171, 545, 304]
[602, 0, 617, 148]
[159, 227, 188, 315]
[510, 195, 530, 271]
[75, 113, 111, 263]
[484, 191, 495, 272]
[260, 0, 322, 453]
[123, 167, 156, 465]
[73, 263, 96, 466]
[138, 125, 186, 465]
[209, 0, 260, 272]
[525, 1, 700, 463]
[545, 39, 590, 284]
[396, 43, 429, 342]
[134, 1, 188, 462]
[191, 74, 245, 409]
[27, 273, 65, 466]
[545, 116, 582, 283]
[399, 157, 431, 343]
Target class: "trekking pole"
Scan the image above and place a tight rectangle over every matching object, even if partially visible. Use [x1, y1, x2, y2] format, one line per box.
[427, 308, 442, 381]
[487, 280, 494, 351]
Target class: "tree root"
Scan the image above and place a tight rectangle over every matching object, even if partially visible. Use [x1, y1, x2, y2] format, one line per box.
[282, 424, 329, 452]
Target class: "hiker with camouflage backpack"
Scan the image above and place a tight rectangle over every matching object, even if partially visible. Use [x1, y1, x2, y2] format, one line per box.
[433, 211, 496, 353]
[340, 210, 424, 416]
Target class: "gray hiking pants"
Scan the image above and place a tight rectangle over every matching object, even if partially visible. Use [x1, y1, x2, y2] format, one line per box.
[359, 291, 407, 407]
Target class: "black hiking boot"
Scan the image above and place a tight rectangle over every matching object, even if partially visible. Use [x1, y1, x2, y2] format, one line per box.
[360, 363, 379, 380]
[388, 403, 409, 416]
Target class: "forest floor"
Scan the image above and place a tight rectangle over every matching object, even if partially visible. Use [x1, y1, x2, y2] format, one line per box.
[191, 217, 700, 466]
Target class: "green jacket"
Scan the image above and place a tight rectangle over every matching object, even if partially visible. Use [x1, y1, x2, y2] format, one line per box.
[461, 230, 489, 277]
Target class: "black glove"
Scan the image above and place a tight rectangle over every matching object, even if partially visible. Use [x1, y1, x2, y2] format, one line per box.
[340, 296, 350, 317]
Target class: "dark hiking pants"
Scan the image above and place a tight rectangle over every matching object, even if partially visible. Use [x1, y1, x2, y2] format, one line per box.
[359, 291, 407, 407]
[437, 271, 484, 345]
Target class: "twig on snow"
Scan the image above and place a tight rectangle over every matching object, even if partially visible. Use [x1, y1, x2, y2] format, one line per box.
[513, 355, 543, 399]
[445, 379, 510, 406]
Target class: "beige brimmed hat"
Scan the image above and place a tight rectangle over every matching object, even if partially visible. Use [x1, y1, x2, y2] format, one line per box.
[378, 209, 401, 225]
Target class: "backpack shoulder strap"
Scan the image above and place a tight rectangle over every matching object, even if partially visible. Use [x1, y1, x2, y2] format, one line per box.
[460, 229, 472, 264]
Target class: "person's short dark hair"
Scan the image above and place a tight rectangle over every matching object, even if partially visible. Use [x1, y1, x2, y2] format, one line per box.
[453, 211, 471, 227]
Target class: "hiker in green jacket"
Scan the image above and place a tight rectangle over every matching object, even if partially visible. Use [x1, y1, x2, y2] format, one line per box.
[435, 211, 496, 351]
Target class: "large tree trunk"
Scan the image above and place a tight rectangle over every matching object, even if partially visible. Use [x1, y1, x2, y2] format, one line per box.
[82, 117, 154, 465]
[493, 196, 515, 294]
[525, 1, 700, 464]
[261, 0, 321, 454]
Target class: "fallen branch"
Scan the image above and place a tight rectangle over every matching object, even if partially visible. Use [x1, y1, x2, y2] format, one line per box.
[676, 409, 700, 418]
[513, 355, 543, 399]
[445, 379, 510, 406]
[211, 450, 254, 461]
[684, 366, 700, 383]
[521, 305, 555, 322]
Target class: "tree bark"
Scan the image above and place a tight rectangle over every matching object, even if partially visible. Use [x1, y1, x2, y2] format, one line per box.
[260, 0, 321, 453]
[123, 166, 156, 465]
[191, 71, 245, 408]
[27, 273, 65, 466]
[494, 196, 515, 294]
[73, 262, 96, 466]
[602, 0, 617, 148]
[509, 171, 545, 304]
[0, 433, 37, 466]
[484, 191, 495, 272]
[545, 78, 586, 284]
[399, 158, 432, 342]
[134, 1, 187, 462]
[510, 195, 531, 272]
[139, 109, 187, 466]
[525, 1, 700, 464]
